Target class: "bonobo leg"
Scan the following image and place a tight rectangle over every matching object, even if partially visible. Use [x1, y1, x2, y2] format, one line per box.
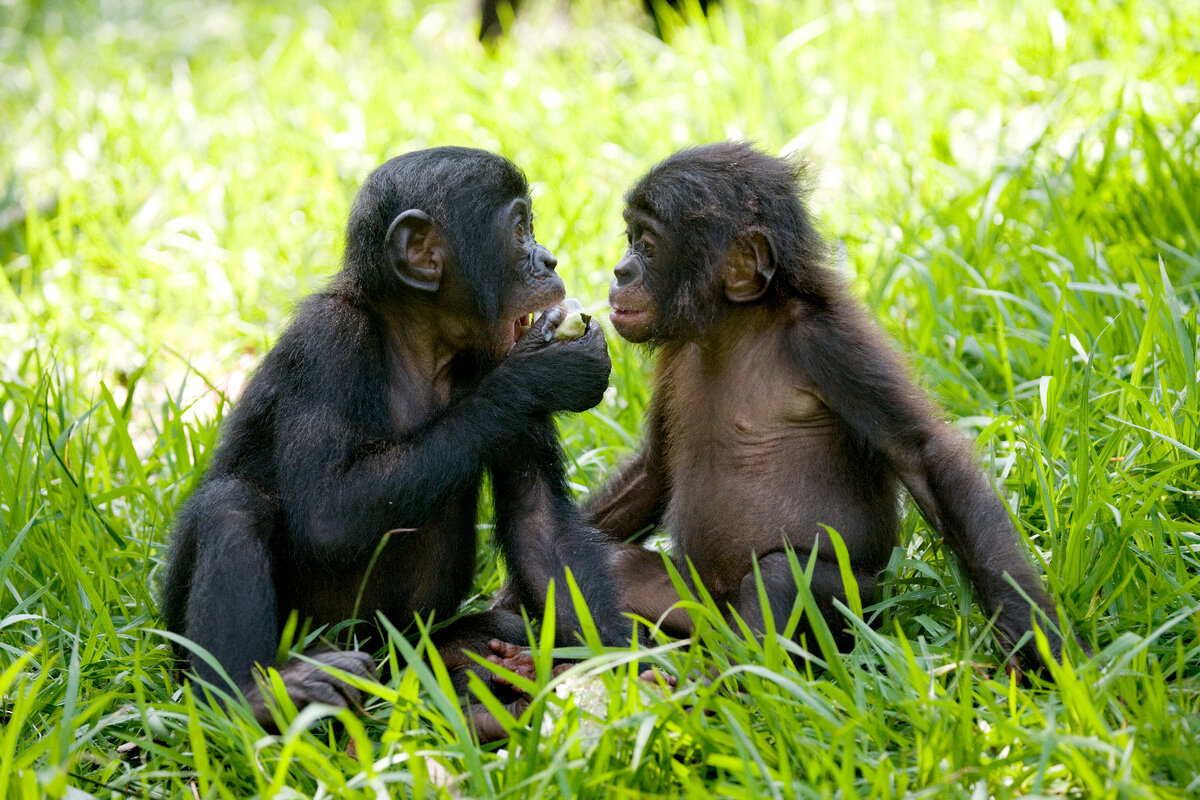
[176, 479, 375, 728]
[611, 545, 694, 637]
[735, 551, 876, 652]
[178, 479, 279, 689]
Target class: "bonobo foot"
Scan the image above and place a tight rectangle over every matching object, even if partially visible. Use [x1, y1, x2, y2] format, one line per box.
[468, 639, 580, 743]
[466, 639, 538, 743]
[246, 649, 378, 729]
[485, 638, 539, 685]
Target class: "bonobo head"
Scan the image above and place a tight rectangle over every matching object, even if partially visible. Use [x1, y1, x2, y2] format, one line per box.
[343, 147, 564, 357]
[608, 142, 832, 344]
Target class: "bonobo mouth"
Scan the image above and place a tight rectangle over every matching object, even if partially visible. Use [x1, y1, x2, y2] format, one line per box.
[506, 282, 569, 349]
[609, 306, 646, 325]
[511, 312, 535, 344]
[509, 303, 561, 347]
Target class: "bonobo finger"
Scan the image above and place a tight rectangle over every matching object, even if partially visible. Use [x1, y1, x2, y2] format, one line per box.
[510, 306, 565, 356]
[486, 644, 537, 686]
[531, 306, 566, 342]
[487, 639, 526, 659]
[575, 317, 609, 355]
[470, 707, 512, 744]
[327, 649, 378, 681]
[305, 649, 377, 683]
[470, 696, 532, 744]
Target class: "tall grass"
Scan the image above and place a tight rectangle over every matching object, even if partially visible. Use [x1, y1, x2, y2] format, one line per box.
[1, 0, 1197, 796]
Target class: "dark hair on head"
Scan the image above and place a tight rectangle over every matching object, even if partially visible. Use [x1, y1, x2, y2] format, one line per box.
[627, 141, 833, 337]
[341, 147, 529, 322]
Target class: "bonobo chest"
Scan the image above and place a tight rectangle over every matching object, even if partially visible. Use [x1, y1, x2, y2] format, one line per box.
[658, 336, 839, 575]
[385, 378, 451, 434]
[659, 338, 834, 472]
[383, 346, 456, 434]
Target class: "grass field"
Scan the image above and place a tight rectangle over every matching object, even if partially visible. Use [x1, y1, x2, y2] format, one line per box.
[2, 0, 1198, 796]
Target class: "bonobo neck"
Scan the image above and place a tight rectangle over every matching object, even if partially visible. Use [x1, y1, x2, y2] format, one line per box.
[694, 303, 783, 365]
[374, 299, 475, 386]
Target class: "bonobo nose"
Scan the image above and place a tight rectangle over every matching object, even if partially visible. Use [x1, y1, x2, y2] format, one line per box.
[613, 257, 636, 286]
[537, 244, 558, 271]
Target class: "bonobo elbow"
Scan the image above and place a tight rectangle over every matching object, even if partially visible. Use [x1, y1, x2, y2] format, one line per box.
[918, 424, 981, 481]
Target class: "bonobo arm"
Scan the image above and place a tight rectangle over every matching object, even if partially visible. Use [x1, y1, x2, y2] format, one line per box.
[791, 299, 1063, 669]
[586, 401, 669, 544]
[490, 420, 632, 649]
[274, 297, 610, 568]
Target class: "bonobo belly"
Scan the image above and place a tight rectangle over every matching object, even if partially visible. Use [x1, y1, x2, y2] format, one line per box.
[667, 426, 898, 600]
[285, 504, 478, 635]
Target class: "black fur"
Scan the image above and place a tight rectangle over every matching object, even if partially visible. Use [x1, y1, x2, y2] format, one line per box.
[161, 148, 625, 720]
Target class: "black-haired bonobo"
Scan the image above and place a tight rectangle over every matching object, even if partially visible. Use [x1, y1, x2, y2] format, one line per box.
[591, 142, 1065, 670]
[161, 147, 627, 729]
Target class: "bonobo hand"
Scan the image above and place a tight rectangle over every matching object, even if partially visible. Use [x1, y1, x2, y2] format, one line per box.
[500, 305, 611, 414]
[244, 649, 377, 730]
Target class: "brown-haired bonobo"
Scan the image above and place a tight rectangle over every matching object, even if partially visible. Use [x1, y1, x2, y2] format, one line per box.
[591, 141, 1065, 670]
[160, 147, 628, 729]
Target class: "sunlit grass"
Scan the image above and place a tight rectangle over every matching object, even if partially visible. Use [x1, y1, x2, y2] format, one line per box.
[1, 0, 1198, 796]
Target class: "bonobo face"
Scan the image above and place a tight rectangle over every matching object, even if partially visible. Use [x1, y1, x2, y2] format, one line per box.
[608, 210, 662, 344]
[496, 196, 565, 356]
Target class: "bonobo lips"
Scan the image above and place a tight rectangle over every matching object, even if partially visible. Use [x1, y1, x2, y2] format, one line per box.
[609, 306, 645, 325]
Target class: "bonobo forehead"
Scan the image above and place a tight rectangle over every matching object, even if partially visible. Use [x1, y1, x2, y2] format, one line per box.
[622, 207, 663, 234]
[627, 142, 803, 236]
[360, 147, 529, 231]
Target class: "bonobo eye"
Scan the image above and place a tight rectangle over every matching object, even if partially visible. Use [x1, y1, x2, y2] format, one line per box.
[514, 221, 527, 242]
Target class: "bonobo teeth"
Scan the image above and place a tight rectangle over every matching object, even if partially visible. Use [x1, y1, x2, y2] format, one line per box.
[513, 313, 534, 345]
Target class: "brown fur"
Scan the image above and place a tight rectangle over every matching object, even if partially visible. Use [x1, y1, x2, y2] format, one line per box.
[593, 143, 1065, 668]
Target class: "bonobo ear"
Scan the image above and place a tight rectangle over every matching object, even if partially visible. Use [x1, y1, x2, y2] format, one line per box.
[385, 209, 448, 293]
[723, 230, 776, 303]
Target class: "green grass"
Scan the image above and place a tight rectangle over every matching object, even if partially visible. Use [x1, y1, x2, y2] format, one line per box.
[2, 0, 1198, 796]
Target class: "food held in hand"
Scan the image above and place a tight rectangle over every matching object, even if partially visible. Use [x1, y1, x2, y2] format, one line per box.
[554, 298, 591, 340]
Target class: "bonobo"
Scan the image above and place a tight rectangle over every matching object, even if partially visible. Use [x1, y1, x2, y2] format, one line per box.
[161, 147, 628, 729]
[590, 142, 1066, 670]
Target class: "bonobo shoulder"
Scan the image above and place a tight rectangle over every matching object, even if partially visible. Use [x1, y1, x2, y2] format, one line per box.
[777, 296, 836, 351]
[293, 291, 375, 337]
[782, 293, 869, 344]
[280, 292, 379, 361]
[258, 292, 387, 401]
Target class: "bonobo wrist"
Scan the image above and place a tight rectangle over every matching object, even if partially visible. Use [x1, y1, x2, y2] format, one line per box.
[483, 362, 550, 417]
